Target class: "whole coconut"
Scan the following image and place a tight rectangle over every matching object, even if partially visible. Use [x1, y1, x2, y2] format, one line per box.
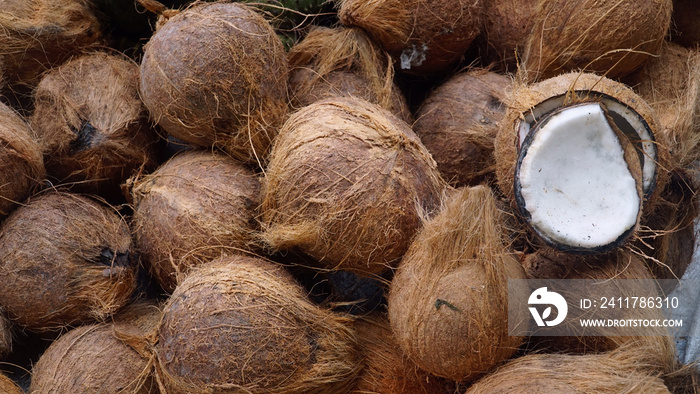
[139, 2, 288, 165]
[0, 191, 136, 332]
[521, 0, 672, 81]
[338, 0, 482, 75]
[288, 26, 411, 123]
[0, 101, 44, 217]
[261, 96, 445, 276]
[153, 254, 362, 393]
[414, 69, 511, 187]
[30, 52, 158, 199]
[388, 186, 526, 382]
[0, 0, 102, 93]
[131, 150, 261, 292]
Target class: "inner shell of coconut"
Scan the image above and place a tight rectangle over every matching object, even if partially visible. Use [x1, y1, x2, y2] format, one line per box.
[515, 102, 642, 251]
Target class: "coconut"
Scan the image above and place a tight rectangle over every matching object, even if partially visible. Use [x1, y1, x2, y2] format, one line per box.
[29, 304, 161, 394]
[0, 372, 21, 394]
[261, 96, 445, 276]
[0, 101, 44, 217]
[466, 346, 671, 393]
[288, 26, 411, 123]
[633, 41, 700, 171]
[521, 0, 672, 81]
[670, 0, 700, 48]
[0, 191, 136, 332]
[131, 150, 261, 292]
[153, 254, 361, 393]
[481, 0, 538, 70]
[413, 69, 512, 187]
[388, 186, 526, 382]
[139, 2, 288, 165]
[337, 0, 482, 75]
[352, 314, 452, 393]
[30, 52, 158, 199]
[494, 72, 669, 253]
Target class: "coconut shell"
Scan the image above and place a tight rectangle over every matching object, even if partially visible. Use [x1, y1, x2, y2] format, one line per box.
[414, 69, 511, 187]
[0, 102, 44, 217]
[154, 254, 362, 393]
[261, 96, 445, 276]
[388, 186, 526, 382]
[521, 0, 671, 81]
[352, 314, 452, 394]
[29, 319, 158, 393]
[338, 0, 482, 75]
[0, 372, 21, 394]
[131, 150, 261, 292]
[481, 0, 538, 70]
[30, 51, 158, 199]
[288, 26, 411, 123]
[634, 41, 700, 171]
[0, 191, 136, 332]
[139, 2, 288, 165]
[0, 0, 102, 93]
[466, 349, 671, 393]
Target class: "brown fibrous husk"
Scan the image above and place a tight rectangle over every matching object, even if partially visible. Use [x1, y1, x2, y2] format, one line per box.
[481, 0, 538, 70]
[31, 51, 158, 199]
[0, 191, 136, 332]
[521, 0, 672, 82]
[0, 0, 102, 94]
[29, 303, 161, 394]
[139, 2, 288, 166]
[338, 0, 483, 75]
[0, 309, 11, 360]
[414, 69, 512, 187]
[352, 313, 453, 394]
[288, 26, 411, 123]
[261, 96, 445, 276]
[153, 254, 362, 393]
[131, 150, 261, 292]
[388, 185, 526, 382]
[0, 101, 44, 217]
[0, 372, 22, 394]
[633, 41, 700, 171]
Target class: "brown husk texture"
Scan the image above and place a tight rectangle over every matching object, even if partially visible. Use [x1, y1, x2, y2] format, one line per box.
[481, 0, 538, 69]
[153, 254, 362, 393]
[0, 372, 22, 394]
[414, 69, 511, 187]
[0, 0, 102, 92]
[0, 101, 45, 217]
[261, 96, 445, 276]
[522, 0, 672, 81]
[338, 0, 483, 75]
[0, 309, 10, 360]
[0, 191, 136, 332]
[288, 26, 411, 123]
[31, 51, 158, 198]
[29, 321, 158, 394]
[139, 2, 288, 165]
[634, 41, 700, 171]
[388, 185, 526, 382]
[132, 150, 261, 292]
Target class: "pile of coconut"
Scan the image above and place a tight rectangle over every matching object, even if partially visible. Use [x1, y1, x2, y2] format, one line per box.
[0, 0, 698, 392]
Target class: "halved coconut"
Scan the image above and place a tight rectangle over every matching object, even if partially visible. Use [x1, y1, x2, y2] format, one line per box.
[495, 72, 668, 253]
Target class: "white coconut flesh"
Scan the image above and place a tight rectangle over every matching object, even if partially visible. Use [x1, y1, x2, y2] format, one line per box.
[515, 102, 641, 250]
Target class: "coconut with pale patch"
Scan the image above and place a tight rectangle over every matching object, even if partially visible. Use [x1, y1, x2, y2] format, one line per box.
[261, 96, 445, 276]
[414, 69, 511, 187]
[388, 186, 526, 382]
[0, 0, 102, 94]
[29, 303, 162, 394]
[634, 41, 700, 171]
[139, 2, 288, 165]
[352, 314, 452, 393]
[495, 72, 669, 253]
[338, 0, 482, 75]
[521, 0, 671, 81]
[30, 52, 158, 199]
[153, 254, 361, 393]
[0, 372, 21, 394]
[0, 101, 44, 217]
[0, 191, 136, 332]
[288, 26, 411, 123]
[131, 150, 261, 292]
